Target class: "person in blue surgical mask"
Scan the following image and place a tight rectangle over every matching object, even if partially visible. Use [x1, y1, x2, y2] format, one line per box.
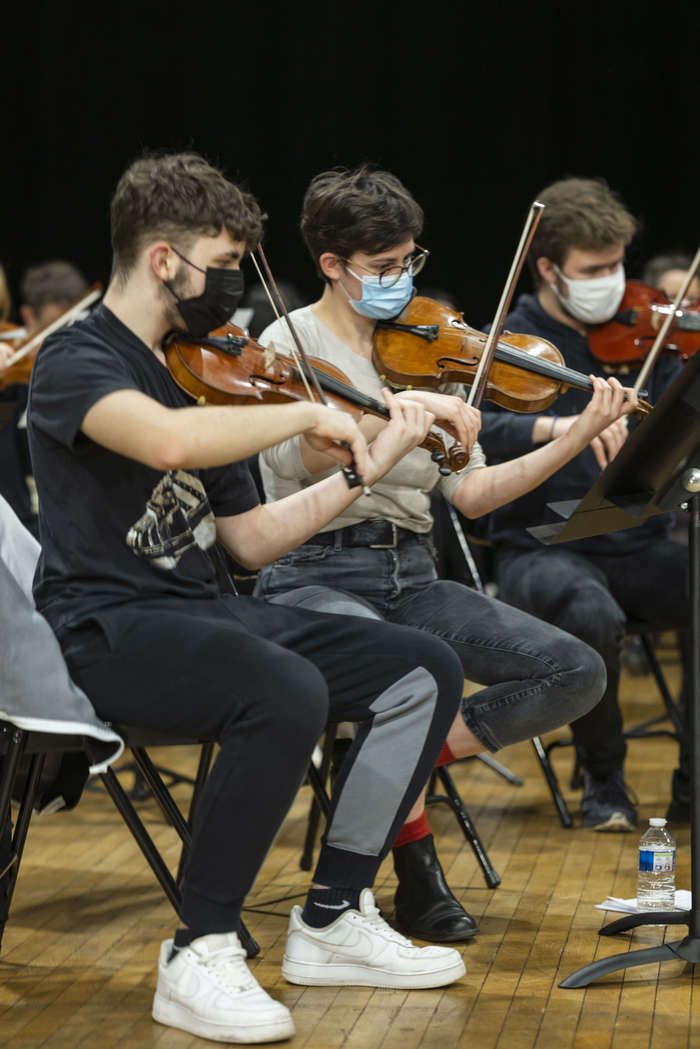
[478, 176, 690, 834]
[255, 165, 638, 946]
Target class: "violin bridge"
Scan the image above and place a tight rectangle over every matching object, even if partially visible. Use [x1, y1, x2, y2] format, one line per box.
[263, 342, 277, 370]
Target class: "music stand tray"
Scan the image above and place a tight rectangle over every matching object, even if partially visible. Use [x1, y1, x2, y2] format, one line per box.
[527, 351, 700, 987]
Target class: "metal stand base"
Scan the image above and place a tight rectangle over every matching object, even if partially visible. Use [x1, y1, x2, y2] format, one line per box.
[598, 909, 690, 937]
[560, 935, 700, 988]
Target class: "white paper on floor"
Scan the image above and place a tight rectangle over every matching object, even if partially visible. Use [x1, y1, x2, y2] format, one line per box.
[595, 890, 691, 913]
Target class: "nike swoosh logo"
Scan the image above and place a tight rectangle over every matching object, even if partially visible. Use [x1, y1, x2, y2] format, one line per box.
[303, 927, 377, 961]
[314, 899, 351, 911]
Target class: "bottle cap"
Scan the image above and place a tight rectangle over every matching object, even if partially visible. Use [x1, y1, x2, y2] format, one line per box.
[649, 817, 667, 827]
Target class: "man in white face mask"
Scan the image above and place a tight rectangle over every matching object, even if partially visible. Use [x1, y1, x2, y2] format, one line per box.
[479, 176, 690, 834]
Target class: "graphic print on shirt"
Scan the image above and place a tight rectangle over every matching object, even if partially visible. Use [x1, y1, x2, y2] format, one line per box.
[126, 470, 217, 570]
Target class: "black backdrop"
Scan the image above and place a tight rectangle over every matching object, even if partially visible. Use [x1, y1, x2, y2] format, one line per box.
[3, 3, 697, 327]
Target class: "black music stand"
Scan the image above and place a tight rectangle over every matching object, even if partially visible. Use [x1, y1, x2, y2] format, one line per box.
[526, 351, 700, 988]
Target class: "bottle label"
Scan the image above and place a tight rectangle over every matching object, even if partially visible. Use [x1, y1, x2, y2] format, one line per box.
[639, 849, 676, 873]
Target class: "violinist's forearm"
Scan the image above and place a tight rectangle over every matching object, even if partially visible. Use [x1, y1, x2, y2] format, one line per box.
[216, 472, 366, 569]
[452, 429, 585, 519]
[81, 390, 323, 471]
[169, 403, 330, 468]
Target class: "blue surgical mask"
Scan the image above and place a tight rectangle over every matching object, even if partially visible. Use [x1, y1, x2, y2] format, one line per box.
[344, 268, 414, 320]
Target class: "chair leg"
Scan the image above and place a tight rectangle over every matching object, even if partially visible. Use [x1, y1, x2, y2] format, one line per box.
[427, 766, 501, 888]
[1, 729, 28, 951]
[104, 752, 260, 959]
[0, 743, 46, 953]
[638, 633, 684, 738]
[299, 725, 337, 871]
[100, 765, 183, 914]
[531, 736, 574, 828]
[475, 753, 524, 786]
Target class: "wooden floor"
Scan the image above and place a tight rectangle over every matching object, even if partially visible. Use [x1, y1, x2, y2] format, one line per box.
[0, 636, 693, 1048]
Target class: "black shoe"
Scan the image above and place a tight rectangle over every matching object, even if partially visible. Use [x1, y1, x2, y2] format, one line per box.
[392, 834, 479, 942]
[581, 768, 638, 831]
[666, 768, 690, 824]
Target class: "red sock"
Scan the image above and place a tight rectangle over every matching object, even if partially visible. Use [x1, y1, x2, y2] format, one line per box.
[436, 741, 455, 767]
[393, 812, 431, 849]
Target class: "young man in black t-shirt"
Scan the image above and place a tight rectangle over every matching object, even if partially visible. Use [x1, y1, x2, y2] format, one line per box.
[27, 153, 469, 1045]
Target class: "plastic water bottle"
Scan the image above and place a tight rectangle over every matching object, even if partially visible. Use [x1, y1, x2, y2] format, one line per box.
[637, 817, 676, 910]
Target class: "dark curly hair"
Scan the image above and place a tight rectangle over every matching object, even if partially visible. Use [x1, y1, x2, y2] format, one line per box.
[110, 152, 264, 283]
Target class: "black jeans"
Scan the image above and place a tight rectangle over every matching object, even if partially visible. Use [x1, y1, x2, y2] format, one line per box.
[256, 535, 607, 752]
[495, 540, 689, 777]
[57, 593, 463, 933]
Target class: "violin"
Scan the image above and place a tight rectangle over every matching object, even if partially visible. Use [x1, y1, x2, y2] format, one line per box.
[373, 296, 651, 415]
[163, 322, 467, 475]
[588, 280, 700, 364]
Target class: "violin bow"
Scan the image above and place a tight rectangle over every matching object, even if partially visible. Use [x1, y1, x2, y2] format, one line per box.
[467, 201, 545, 409]
[4, 284, 102, 368]
[251, 245, 370, 493]
[634, 242, 700, 396]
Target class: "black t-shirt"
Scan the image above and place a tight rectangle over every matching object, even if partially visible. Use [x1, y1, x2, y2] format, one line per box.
[28, 304, 259, 631]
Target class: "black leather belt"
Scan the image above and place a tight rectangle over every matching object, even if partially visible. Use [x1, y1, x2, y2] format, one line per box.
[307, 520, 426, 550]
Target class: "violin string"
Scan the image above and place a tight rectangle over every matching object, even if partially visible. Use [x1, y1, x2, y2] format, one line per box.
[248, 253, 315, 402]
[391, 321, 592, 391]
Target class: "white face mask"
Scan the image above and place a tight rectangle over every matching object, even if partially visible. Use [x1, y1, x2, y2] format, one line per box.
[552, 264, 626, 324]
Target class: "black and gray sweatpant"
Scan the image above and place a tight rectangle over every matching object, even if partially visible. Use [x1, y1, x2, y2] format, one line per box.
[57, 593, 463, 933]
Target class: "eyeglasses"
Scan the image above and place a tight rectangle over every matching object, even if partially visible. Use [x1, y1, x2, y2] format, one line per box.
[340, 244, 430, 288]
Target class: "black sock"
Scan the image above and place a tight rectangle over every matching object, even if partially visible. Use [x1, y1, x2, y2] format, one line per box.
[302, 887, 362, 928]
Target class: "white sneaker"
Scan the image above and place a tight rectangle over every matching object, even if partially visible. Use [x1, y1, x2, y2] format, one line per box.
[152, 932, 295, 1044]
[282, 889, 466, 989]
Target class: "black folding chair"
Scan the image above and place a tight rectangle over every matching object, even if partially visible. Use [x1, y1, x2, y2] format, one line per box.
[0, 720, 259, 958]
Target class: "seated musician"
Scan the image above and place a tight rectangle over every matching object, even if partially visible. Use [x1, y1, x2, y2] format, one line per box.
[26, 150, 487, 1046]
[254, 164, 636, 944]
[0, 260, 89, 536]
[642, 251, 700, 303]
[478, 177, 690, 830]
[18, 258, 88, 335]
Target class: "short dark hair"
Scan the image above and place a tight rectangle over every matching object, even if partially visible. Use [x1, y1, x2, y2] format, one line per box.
[643, 252, 692, 289]
[110, 151, 264, 283]
[20, 260, 88, 310]
[301, 164, 423, 281]
[528, 177, 638, 285]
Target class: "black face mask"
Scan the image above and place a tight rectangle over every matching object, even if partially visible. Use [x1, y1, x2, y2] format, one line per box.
[165, 249, 245, 338]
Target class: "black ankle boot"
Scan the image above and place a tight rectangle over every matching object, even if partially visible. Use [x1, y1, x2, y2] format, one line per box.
[392, 834, 479, 942]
